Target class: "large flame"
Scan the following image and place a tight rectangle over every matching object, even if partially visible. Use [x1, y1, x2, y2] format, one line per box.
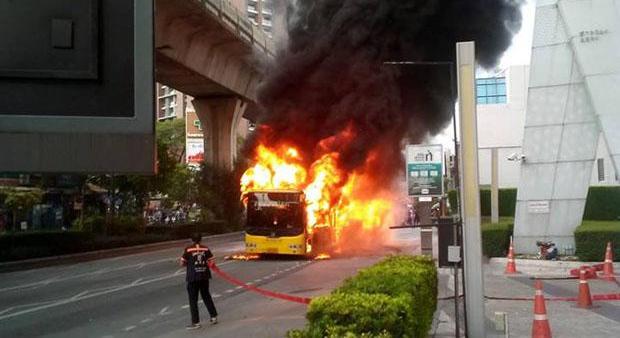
[240, 135, 395, 250]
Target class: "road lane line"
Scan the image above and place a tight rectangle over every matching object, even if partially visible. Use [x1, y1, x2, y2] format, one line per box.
[0, 260, 237, 322]
[181, 305, 190, 309]
[225, 289, 234, 293]
[141, 318, 153, 324]
[0, 258, 175, 293]
[0, 307, 14, 316]
[124, 326, 137, 331]
[159, 306, 170, 315]
[71, 291, 89, 300]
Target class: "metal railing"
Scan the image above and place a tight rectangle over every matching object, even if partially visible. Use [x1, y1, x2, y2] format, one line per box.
[197, 0, 275, 56]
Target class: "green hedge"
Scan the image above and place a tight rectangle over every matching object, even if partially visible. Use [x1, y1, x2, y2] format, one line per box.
[289, 255, 437, 338]
[583, 187, 620, 221]
[481, 218, 514, 258]
[574, 221, 620, 261]
[0, 221, 232, 262]
[448, 189, 517, 217]
[479, 189, 517, 217]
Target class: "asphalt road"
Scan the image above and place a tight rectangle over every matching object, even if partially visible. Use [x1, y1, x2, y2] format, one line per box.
[0, 231, 418, 338]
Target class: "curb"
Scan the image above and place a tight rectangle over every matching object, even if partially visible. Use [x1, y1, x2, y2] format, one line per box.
[488, 257, 620, 275]
[0, 231, 243, 273]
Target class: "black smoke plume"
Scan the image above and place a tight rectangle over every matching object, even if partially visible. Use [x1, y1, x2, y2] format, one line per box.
[251, 0, 523, 184]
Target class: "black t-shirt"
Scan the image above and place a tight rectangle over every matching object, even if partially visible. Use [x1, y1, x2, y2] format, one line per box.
[181, 244, 213, 282]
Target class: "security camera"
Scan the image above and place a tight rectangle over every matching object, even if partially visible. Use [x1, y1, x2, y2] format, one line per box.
[506, 153, 526, 162]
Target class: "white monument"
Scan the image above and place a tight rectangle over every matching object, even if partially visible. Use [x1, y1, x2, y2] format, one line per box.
[514, 0, 620, 253]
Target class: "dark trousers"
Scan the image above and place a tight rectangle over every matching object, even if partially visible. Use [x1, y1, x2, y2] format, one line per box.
[187, 280, 218, 324]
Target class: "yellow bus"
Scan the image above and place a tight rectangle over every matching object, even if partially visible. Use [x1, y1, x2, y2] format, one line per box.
[243, 189, 332, 256]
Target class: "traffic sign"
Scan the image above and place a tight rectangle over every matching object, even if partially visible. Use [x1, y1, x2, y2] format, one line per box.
[406, 144, 444, 197]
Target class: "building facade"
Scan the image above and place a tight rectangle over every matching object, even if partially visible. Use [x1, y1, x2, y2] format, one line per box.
[246, 0, 274, 36]
[476, 65, 618, 189]
[156, 84, 189, 121]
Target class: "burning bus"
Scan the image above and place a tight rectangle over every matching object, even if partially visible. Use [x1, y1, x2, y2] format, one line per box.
[242, 189, 334, 256]
[239, 144, 392, 257]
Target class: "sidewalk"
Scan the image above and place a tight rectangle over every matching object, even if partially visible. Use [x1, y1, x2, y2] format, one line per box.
[432, 259, 620, 337]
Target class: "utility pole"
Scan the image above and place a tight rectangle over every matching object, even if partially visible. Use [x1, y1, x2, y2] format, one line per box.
[456, 41, 486, 337]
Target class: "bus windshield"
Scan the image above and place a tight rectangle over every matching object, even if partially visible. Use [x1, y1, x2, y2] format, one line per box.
[245, 192, 305, 237]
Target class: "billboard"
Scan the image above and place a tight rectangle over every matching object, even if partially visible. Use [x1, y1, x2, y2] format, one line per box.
[0, 0, 154, 174]
[406, 144, 444, 197]
[186, 138, 205, 167]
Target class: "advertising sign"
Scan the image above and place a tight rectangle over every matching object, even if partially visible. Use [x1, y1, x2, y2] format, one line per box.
[186, 137, 205, 167]
[406, 144, 444, 197]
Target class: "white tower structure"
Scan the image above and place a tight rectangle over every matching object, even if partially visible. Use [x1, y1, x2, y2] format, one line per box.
[514, 0, 620, 253]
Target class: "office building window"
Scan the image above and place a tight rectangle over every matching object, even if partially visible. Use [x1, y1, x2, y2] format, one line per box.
[597, 158, 605, 182]
[476, 77, 507, 104]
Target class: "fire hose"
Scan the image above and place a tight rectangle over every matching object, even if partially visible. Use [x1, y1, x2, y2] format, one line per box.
[210, 263, 311, 305]
[210, 263, 619, 305]
[438, 294, 620, 301]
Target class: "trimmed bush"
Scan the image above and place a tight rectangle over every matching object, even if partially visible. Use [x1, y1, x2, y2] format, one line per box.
[583, 186, 620, 221]
[0, 231, 95, 262]
[480, 189, 517, 217]
[448, 189, 517, 217]
[302, 293, 411, 338]
[574, 221, 620, 261]
[0, 220, 233, 262]
[290, 255, 437, 338]
[481, 218, 514, 258]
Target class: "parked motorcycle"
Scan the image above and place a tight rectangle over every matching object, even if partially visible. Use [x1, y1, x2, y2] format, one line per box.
[536, 240, 558, 260]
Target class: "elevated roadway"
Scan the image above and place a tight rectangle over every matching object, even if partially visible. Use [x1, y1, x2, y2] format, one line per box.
[156, 0, 275, 169]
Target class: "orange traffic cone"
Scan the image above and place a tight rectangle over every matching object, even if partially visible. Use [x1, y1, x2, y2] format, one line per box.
[577, 267, 593, 308]
[601, 242, 615, 281]
[505, 236, 518, 274]
[532, 280, 552, 338]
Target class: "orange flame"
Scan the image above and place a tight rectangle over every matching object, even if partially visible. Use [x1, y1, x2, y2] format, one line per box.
[241, 137, 394, 251]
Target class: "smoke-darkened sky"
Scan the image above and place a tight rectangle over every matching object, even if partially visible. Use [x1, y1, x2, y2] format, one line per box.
[252, 0, 524, 181]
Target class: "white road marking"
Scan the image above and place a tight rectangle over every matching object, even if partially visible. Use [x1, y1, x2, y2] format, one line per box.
[159, 306, 171, 316]
[124, 326, 137, 332]
[225, 289, 234, 293]
[131, 278, 143, 286]
[0, 300, 58, 316]
[141, 318, 153, 324]
[71, 291, 89, 300]
[0, 260, 237, 322]
[0, 307, 15, 316]
[181, 305, 190, 309]
[234, 286, 242, 290]
[0, 258, 174, 293]
[212, 294, 221, 298]
[254, 278, 262, 282]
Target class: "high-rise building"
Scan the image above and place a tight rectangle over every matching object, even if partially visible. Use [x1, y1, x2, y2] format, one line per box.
[246, 0, 273, 36]
[156, 84, 189, 120]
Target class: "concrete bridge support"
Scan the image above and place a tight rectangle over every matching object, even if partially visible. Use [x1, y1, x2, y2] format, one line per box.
[193, 97, 246, 170]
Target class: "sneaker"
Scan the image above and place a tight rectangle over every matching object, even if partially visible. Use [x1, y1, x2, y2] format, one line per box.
[210, 317, 218, 325]
[186, 323, 201, 330]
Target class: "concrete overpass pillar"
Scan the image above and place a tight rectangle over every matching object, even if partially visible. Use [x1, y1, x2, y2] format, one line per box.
[193, 97, 246, 170]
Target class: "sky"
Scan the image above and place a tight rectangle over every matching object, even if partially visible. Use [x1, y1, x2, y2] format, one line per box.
[430, 0, 536, 151]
